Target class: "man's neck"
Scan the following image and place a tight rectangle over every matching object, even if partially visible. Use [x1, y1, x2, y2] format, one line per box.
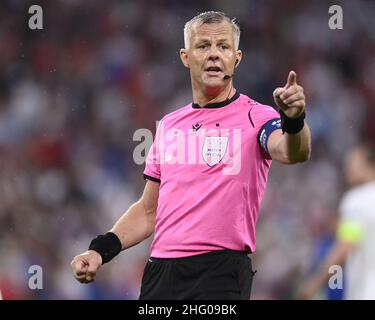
[192, 83, 235, 107]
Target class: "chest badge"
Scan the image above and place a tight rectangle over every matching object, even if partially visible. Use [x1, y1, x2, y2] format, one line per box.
[202, 136, 229, 167]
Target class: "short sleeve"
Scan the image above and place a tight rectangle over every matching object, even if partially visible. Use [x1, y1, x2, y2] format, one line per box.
[143, 120, 163, 183]
[249, 103, 281, 159]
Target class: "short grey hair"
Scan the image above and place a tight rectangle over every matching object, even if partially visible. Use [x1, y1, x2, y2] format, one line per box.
[184, 11, 241, 50]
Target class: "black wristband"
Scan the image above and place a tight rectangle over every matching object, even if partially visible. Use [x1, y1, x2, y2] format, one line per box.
[88, 232, 122, 264]
[279, 110, 306, 134]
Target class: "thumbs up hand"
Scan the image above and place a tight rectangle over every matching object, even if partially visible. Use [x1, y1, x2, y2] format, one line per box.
[273, 71, 306, 119]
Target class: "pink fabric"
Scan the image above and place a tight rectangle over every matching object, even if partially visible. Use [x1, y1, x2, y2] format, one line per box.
[144, 93, 280, 258]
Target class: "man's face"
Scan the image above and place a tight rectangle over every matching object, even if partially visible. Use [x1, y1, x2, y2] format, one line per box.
[180, 21, 242, 90]
[344, 147, 374, 186]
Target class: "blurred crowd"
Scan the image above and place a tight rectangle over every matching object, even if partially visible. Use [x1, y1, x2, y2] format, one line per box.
[0, 0, 374, 299]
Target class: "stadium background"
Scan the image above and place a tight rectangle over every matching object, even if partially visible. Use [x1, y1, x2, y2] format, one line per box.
[0, 0, 374, 299]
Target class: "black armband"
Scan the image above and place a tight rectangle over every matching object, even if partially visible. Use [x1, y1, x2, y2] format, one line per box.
[88, 232, 122, 264]
[279, 110, 306, 134]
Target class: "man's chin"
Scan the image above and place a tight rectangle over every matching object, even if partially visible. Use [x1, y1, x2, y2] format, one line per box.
[203, 78, 226, 89]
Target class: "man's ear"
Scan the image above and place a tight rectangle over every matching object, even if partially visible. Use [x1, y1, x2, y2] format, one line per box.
[235, 50, 242, 68]
[180, 48, 190, 68]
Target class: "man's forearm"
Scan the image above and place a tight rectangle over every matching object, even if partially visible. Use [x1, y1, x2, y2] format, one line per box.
[301, 241, 354, 298]
[283, 123, 311, 163]
[268, 123, 311, 164]
[109, 200, 156, 250]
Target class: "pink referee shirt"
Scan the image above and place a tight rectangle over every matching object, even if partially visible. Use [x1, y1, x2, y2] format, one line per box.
[144, 91, 280, 258]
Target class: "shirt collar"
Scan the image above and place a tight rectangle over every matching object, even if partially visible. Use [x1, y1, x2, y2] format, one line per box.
[192, 91, 240, 109]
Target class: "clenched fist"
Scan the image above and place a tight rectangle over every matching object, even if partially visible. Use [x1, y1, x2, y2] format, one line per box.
[273, 71, 306, 119]
[71, 250, 102, 284]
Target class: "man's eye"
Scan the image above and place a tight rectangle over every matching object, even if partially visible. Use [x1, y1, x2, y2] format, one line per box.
[198, 44, 208, 49]
[221, 45, 229, 49]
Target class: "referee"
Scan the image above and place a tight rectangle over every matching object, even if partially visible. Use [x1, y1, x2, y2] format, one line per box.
[71, 11, 311, 300]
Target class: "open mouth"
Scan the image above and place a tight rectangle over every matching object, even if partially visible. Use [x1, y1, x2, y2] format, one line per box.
[204, 66, 223, 76]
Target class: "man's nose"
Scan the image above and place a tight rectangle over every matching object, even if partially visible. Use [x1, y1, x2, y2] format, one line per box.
[207, 45, 220, 61]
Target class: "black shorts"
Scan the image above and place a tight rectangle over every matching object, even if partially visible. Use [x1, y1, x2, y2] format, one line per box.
[139, 250, 255, 300]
